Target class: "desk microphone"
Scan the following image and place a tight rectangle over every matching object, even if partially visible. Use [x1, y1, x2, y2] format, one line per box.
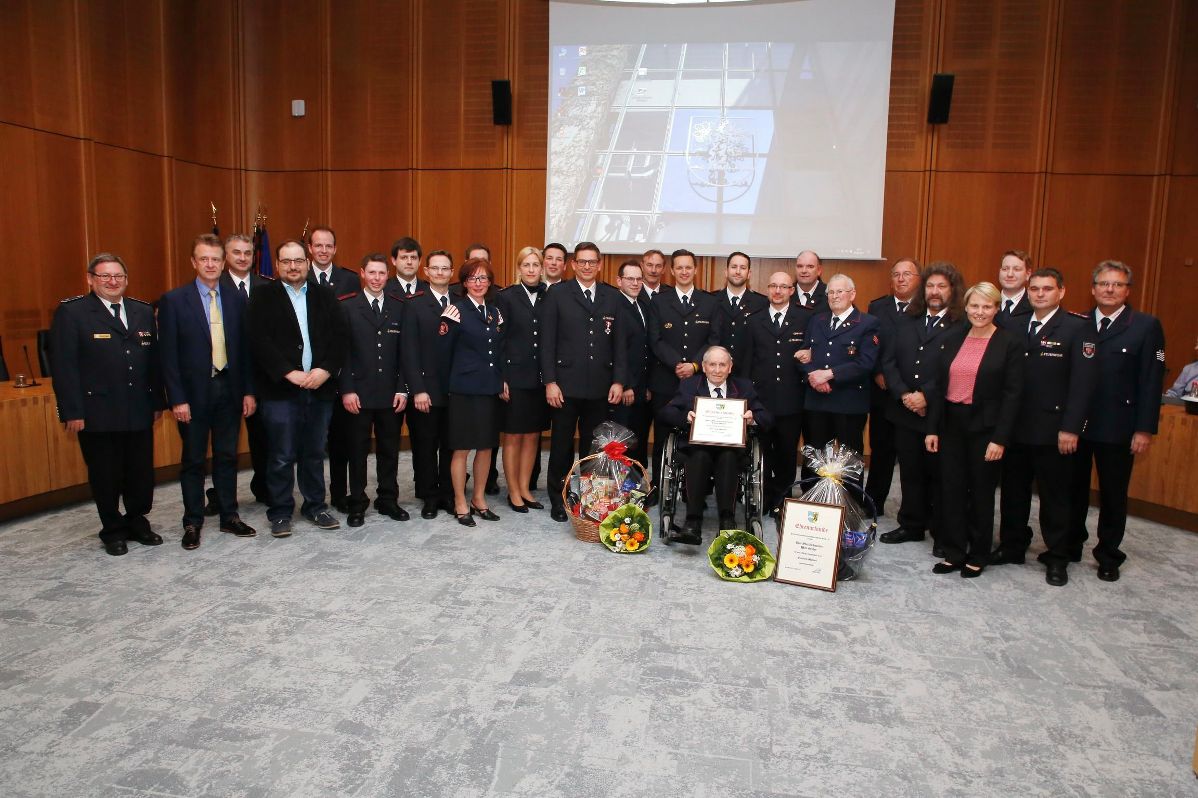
[15, 344, 40, 388]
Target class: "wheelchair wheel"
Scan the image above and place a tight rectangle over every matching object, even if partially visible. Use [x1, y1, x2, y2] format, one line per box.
[658, 430, 680, 544]
[742, 434, 764, 533]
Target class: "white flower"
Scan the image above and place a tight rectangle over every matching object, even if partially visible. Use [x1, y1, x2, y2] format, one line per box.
[733, 545, 746, 558]
[729, 566, 744, 578]
[752, 554, 760, 564]
[726, 543, 735, 551]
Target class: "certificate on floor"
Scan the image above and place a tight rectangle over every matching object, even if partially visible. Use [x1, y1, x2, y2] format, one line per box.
[775, 499, 843, 592]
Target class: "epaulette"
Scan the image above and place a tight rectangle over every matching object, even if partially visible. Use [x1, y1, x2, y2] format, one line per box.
[385, 292, 404, 302]
[1069, 311, 1087, 318]
[408, 290, 426, 299]
[61, 295, 86, 303]
[869, 294, 889, 304]
[257, 273, 277, 281]
[338, 292, 357, 301]
[126, 296, 152, 306]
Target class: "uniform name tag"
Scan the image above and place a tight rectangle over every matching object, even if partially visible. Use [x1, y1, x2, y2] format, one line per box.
[93, 333, 111, 339]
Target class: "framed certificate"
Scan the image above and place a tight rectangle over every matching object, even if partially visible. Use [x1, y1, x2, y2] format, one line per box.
[688, 396, 748, 447]
[774, 498, 843, 592]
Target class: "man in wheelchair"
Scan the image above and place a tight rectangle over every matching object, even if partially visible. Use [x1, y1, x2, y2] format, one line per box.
[658, 346, 772, 544]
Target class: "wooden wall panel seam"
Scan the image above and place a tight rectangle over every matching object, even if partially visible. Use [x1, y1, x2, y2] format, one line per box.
[1036, 0, 1065, 265]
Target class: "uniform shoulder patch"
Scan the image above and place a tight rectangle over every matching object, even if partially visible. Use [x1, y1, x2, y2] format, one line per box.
[409, 290, 426, 299]
[60, 294, 86, 303]
[338, 292, 358, 301]
[1069, 311, 1088, 318]
[125, 296, 151, 306]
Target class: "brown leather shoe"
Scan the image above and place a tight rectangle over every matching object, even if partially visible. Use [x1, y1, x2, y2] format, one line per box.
[181, 525, 201, 550]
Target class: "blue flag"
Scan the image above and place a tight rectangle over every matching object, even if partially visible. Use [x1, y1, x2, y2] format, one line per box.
[257, 225, 273, 278]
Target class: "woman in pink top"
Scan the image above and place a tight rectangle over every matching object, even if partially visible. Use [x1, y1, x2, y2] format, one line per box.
[925, 282, 1024, 577]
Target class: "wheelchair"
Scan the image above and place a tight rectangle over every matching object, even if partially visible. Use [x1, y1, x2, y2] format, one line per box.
[658, 425, 765, 542]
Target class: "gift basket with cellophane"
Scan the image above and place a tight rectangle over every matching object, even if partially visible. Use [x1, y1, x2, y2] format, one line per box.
[792, 441, 878, 581]
[564, 422, 650, 543]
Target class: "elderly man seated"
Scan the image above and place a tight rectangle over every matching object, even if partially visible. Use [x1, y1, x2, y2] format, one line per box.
[658, 346, 772, 544]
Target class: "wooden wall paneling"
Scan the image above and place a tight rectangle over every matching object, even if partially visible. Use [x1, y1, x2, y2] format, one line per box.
[509, 169, 547, 266]
[413, 170, 509, 275]
[328, 0, 415, 170]
[511, 0, 548, 170]
[1154, 176, 1198, 381]
[1052, 0, 1180, 174]
[886, 0, 940, 172]
[881, 170, 927, 265]
[43, 399, 89, 492]
[1168, 0, 1198, 175]
[241, 0, 326, 171]
[416, 0, 509, 169]
[153, 414, 182, 467]
[0, 0, 82, 137]
[88, 144, 172, 303]
[0, 393, 52, 503]
[935, 0, 1055, 173]
[80, 0, 168, 156]
[925, 171, 1043, 283]
[163, 0, 238, 168]
[243, 171, 328, 252]
[170, 162, 241, 287]
[1039, 174, 1160, 312]
[327, 171, 414, 265]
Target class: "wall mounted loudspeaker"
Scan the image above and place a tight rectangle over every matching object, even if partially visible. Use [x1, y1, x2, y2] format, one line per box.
[927, 74, 955, 125]
[492, 80, 512, 126]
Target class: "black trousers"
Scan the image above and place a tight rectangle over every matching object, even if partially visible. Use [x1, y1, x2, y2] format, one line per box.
[998, 442, 1074, 564]
[938, 403, 1001, 567]
[685, 444, 743, 522]
[327, 402, 352, 503]
[760, 412, 801, 509]
[347, 407, 400, 513]
[1067, 439, 1133, 568]
[78, 428, 154, 544]
[611, 393, 652, 470]
[409, 405, 453, 506]
[893, 424, 941, 538]
[548, 396, 611, 507]
[803, 410, 866, 486]
[864, 405, 896, 511]
[177, 372, 241, 528]
[245, 410, 270, 502]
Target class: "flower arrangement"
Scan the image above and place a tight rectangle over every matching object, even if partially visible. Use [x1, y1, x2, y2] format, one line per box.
[598, 505, 652, 554]
[707, 529, 776, 582]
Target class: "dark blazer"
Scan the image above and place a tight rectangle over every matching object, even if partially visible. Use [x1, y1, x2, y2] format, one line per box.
[308, 264, 360, 296]
[338, 291, 406, 408]
[742, 303, 812, 416]
[800, 308, 881, 415]
[881, 313, 962, 431]
[494, 282, 546, 390]
[438, 298, 505, 396]
[1011, 310, 1098, 446]
[384, 276, 429, 298]
[793, 279, 828, 312]
[246, 279, 347, 402]
[658, 374, 774, 439]
[867, 294, 912, 408]
[219, 270, 274, 301]
[1077, 306, 1166, 443]
[540, 280, 628, 399]
[158, 280, 252, 409]
[926, 326, 1024, 445]
[616, 293, 652, 398]
[647, 288, 720, 394]
[995, 292, 1033, 333]
[50, 293, 165, 430]
[401, 289, 452, 407]
[712, 288, 768, 376]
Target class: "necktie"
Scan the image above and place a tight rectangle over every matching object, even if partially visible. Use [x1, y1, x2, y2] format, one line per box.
[1099, 316, 1111, 334]
[110, 302, 125, 331]
[713, 386, 723, 399]
[440, 295, 448, 309]
[404, 283, 412, 297]
[209, 289, 227, 373]
[1003, 298, 1013, 313]
[372, 298, 381, 316]
[584, 288, 592, 303]
[831, 317, 840, 331]
[897, 301, 908, 313]
[1028, 319, 1041, 343]
[320, 272, 329, 287]
[682, 294, 690, 308]
[926, 315, 937, 332]
[803, 292, 812, 306]
[731, 295, 739, 309]
[773, 311, 782, 331]
[238, 280, 249, 301]
[478, 304, 487, 320]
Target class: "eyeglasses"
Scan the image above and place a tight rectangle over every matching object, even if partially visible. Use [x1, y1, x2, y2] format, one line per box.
[766, 283, 794, 290]
[826, 289, 853, 297]
[574, 258, 600, 267]
[891, 272, 918, 279]
[426, 265, 453, 272]
[621, 275, 643, 282]
[465, 275, 490, 283]
[1094, 281, 1128, 289]
[89, 272, 127, 282]
[278, 258, 308, 266]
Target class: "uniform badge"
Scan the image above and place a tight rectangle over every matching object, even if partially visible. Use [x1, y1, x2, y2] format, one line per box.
[663, 322, 673, 329]
[137, 330, 152, 338]
[871, 334, 879, 346]
[93, 333, 111, 339]
[438, 321, 449, 336]
[846, 343, 857, 357]
[1082, 342, 1095, 358]
[1156, 349, 1165, 362]
[604, 318, 613, 335]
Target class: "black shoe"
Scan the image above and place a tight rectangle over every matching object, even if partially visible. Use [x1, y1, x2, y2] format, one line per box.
[550, 505, 569, 523]
[988, 548, 1026, 566]
[270, 518, 292, 538]
[220, 517, 257, 537]
[932, 561, 960, 574]
[1097, 565, 1120, 582]
[485, 480, 500, 496]
[377, 504, 410, 521]
[181, 525, 201, 550]
[960, 565, 984, 579]
[932, 545, 946, 559]
[421, 500, 438, 520]
[1046, 564, 1068, 586]
[671, 522, 702, 546]
[507, 498, 529, 513]
[204, 487, 220, 517]
[104, 540, 128, 556]
[456, 511, 476, 527]
[471, 504, 500, 521]
[347, 513, 365, 528]
[305, 510, 341, 530]
[880, 527, 924, 544]
[524, 499, 545, 510]
[127, 527, 163, 546]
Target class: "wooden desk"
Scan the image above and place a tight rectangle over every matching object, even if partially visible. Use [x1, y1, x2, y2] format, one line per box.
[1116, 405, 1198, 530]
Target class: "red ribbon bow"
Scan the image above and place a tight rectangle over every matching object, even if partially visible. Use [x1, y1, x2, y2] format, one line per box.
[602, 440, 631, 465]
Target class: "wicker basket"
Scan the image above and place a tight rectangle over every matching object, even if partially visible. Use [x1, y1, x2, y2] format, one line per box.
[562, 452, 650, 544]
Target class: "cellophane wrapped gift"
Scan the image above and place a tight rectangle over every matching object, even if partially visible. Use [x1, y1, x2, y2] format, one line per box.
[795, 441, 878, 581]
[565, 422, 648, 522]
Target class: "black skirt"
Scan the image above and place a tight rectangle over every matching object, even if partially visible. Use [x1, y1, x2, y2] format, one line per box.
[502, 386, 550, 434]
[448, 393, 501, 451]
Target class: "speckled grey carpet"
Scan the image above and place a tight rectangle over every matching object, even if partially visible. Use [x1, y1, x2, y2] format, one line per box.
[0, 453, 1196, 797]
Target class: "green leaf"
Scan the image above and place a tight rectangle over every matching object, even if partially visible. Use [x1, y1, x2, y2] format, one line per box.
[706, 529, 776, 582]
[598, 504, 653, 554]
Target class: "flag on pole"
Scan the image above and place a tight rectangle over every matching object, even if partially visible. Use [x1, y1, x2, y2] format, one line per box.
[257, 224, 273, 278]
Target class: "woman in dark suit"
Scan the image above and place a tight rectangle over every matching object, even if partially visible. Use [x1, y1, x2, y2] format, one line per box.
[438, 258, 508, 526]
[495, 246, 549, 513]
[925, 281, 1023, 577]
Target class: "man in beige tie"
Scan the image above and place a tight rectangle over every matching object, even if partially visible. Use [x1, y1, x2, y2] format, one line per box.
[158, 233, 258, 549]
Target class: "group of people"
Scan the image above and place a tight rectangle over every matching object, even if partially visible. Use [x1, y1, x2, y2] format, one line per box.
[50, 234, 1169, 588]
